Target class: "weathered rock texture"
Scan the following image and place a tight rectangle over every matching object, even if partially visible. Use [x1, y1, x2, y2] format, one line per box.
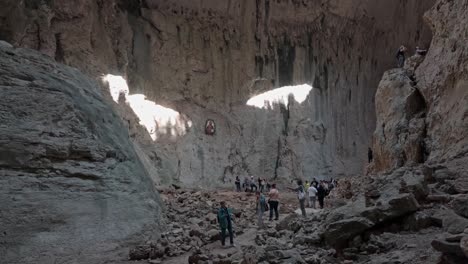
[0, 0, 435, 187]
[0, 44, 162, 263]
[372, 0, 468, 189]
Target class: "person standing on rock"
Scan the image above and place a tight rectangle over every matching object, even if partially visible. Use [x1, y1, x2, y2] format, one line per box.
[288, 180, 306, 217]
[268, 183, 280, 221]
[317, 182, 326, 209]
[396, 45, 407, 68]
[307, 183, 318, 209]
[235, 176, 241, 192]
[217, 201, 235, 247]
[244, 176, 250, 192]
[250, 176, 258, 192]
[256, 191, 267, 228]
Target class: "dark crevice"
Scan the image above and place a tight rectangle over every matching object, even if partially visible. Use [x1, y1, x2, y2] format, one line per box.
[255, 55, 264, 77]
[279, 100, 290, 136]
[406, 88, 427, 119]
[117, 0, 143, 16]
[277, 39, 295, 86]
[54, 33, 64, 62]
[264, 0, 270, 35]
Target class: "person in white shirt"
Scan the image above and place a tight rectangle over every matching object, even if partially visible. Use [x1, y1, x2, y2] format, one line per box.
[307, 185, 318, 209]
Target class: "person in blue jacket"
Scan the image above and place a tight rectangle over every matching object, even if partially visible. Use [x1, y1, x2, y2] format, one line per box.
[217, 201, 234, 247]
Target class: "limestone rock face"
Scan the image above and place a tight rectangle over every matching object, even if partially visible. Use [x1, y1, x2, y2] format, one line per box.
[0, 45, 162, 263]
[416, 0, 468, 191]
[0, 0, 435, 186]
[371, 0, 468, 190]
[373, 67, 427, 172]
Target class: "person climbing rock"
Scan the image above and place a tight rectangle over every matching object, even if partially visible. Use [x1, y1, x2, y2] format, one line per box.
[235, 176, 241, 192]
[396, 45, 407, 67]
[256, 191, 267, 229]
[217, 201, 234, 247]
[317, 182, 326, 209]
[307, 183, 318, 209]
[268, 183, 280, 221]
[368, 147, 373, 163]
[289, 180, 306, 217]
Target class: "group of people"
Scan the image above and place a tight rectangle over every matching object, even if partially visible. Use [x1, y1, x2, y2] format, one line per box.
[290, 178, 337, 217]
[217, 182, 280, 247]
[235, 176, 271, 193]
[219, 177, 337, 247]
[396, 45, 427, 68]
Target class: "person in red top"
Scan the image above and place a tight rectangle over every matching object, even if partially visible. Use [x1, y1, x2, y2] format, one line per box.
[268, 184, 280, 221]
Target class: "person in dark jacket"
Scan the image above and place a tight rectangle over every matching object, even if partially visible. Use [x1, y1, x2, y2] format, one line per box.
[368, 147, 373, 163]
[396, 45, 407, 67]
[317, 182, 326, 209]
[217, 201, 234, 247]
[235, 176, 241, 192]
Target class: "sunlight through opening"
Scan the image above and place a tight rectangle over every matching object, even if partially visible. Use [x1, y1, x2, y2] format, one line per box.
[104, 74, 192, 140]
[246, 84, 313, 109]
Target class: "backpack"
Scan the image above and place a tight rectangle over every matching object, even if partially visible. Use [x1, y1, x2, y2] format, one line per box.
[297, 187, 305, 200]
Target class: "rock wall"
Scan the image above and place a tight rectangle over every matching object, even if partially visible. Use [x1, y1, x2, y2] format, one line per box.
[0, 43, 162, 263]
[0, 0, 435, 186]
[373, 0, 468, 193]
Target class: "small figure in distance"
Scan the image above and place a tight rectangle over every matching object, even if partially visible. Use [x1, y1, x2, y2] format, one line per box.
[368, 147, 373, 163]
[256, 191, 267, 229]
[235, 176, 241, 192]
[268, 183, 280, 220]
[288, 180, 306, 217]
[415, 46, 427, 56]
[250, 176, 258, 192]
[396, 45, 407, 68]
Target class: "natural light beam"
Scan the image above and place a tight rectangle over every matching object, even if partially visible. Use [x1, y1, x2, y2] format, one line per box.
[103, 74, 192, 140]
[246, 84, 313, 109]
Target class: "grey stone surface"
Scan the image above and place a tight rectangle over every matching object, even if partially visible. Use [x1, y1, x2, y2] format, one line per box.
[0, 45, 162, 263]
[0, 0, 435, 187]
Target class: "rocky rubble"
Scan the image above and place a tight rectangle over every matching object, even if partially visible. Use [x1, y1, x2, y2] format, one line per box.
[128, 189, 269, 262]
[128, 173, 458, 264]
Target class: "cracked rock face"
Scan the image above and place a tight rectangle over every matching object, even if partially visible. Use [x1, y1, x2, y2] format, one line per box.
[0, 0, 434, 186]
[0, 45, 162, 264]
[371, 0, 468, 190]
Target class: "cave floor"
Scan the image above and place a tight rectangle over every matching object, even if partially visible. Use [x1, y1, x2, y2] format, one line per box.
[112, 188, 442, 264]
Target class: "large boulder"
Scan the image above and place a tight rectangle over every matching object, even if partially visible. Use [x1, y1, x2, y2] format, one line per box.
[372, 68, 427, 173]
[431, 239, 465, 257]
[324, 217, 374, 248]
[323, 193, 419, 248]
[0, 44, 162, 263]
[439, 210, 468, 234]
[452, 195, 468, 218]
